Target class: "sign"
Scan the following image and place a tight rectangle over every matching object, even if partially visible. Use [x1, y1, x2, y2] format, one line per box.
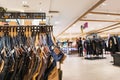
[0, 12, 46, 19]
[83, 22, 88, 29]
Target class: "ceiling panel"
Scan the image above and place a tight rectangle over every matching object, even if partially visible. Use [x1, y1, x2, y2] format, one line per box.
[2, 0, 120, 40]
[0, 0, 100, 37]
[50, 0, 100, 36]
[93, 0, 120, 13]
[83, 13, 120, 21]
[57, 0, 120, 40]
[63, 21, 115, 34]
[0, 0, 51, 12]
[102, 25, 120, 33]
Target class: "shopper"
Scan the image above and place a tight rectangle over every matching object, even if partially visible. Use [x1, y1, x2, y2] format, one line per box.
[82, 38, 86, 55]
[92, 36, 96, 55]
[66, 40, 69, 54]
[76, 38, 79, 53]
[78, 37, 83, 57]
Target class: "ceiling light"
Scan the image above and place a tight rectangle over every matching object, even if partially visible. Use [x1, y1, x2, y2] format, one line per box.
[42, 19, 46, 22]
[22, 1, 27, 5]
[88, 13, 92, 16]
[102, 3, 107, 6]
[73, 24, 76, 26]
[39, 9, 42, 12]
[21, 10, 24, 12]
[55, 21, 60, 24]
[107, 15, 110, 16]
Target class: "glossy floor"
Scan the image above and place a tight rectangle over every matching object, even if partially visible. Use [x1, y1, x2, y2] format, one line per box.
[62, 54, 120, 80]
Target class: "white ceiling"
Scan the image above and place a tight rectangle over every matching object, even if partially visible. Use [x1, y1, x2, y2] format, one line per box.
[83, 13, 120, 21]
[0, 0, 100, 36]
[93, 0, 120, 13]
[66, 21, 115, 33]
[0, 0, 50, 12]
[58, 21, 116, 39]
[50, 0, 100, 36]
[58, 0, 120, 40]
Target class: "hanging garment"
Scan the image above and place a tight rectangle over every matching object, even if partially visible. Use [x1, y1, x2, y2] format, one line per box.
[0, 26, 65, 80]
[44, 55, 56, 80]
[108, 36, 119, 53]
[48, 66, 59, 80]
[46, 33, 54, 47]
[84, 39, 93, 55]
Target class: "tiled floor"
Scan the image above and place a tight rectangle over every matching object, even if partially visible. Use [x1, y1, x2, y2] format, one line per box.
[62, 54, 120, 80]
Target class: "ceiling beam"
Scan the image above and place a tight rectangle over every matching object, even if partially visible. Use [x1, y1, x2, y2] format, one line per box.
[80, 19, 120, 22]
[97, 23, 120, 32]
[78, 0, 106, 20]
[99, 32, 120, 35]
[97, 25, 120, 33]
[90, 11, 120, 16]
[56, 0, 105, 37]
[62, 33, 81, 35]
[86, 23, 120, 34]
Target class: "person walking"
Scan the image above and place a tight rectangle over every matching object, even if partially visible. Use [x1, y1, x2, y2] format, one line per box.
[78, 37, 83, 57]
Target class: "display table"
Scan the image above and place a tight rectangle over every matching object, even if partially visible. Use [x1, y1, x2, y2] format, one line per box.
[112, 52, 120, 66]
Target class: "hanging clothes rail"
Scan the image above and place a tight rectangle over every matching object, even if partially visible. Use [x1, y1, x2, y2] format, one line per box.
[0, 25, 66, 80]
[0, 11, 66, 80]
[0, 25, 53, 33]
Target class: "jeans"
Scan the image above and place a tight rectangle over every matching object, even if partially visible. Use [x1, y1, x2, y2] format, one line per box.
[46, 34, 54, 47]
[44, 55, 56, 80]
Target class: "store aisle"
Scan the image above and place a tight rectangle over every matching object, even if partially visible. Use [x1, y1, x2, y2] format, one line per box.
[62, 54, 120, 80]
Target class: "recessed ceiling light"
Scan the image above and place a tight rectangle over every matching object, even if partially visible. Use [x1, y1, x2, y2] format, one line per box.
[102, 3, 107, 6]
[39, 9, 42, 11]
[55, 21, 60, 24]
[107, 15, 110, 16]
[21, 10, 24, 12]
[88, 13, 92, 16]
[73, 24, 76, 26]
[42, 19, 46, 22]
[22, 1, 27, 5]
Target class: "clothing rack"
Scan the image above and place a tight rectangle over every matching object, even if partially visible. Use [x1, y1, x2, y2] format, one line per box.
[0, 11, 66, 80]
[0, 25, 53, 33]
[108, 36, 120, 66]
[84, 33, 106, 60]
[0, 25, 65, 80]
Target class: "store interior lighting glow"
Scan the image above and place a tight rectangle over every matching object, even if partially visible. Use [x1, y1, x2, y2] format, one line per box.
[107, 15, 110, 16]
[102, 3, 107, 6]
[88, 13, 93, 16]
[21, 10, 24, 12]
[39, 9, 42, 11]
[42, 19, 46, 22]
[73, 24, 76, 27]
[22, 1, 27, 4]
[55, 21, 60, 24]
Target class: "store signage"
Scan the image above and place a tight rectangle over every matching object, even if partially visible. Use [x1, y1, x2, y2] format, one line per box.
[0, 12, 46, 19]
